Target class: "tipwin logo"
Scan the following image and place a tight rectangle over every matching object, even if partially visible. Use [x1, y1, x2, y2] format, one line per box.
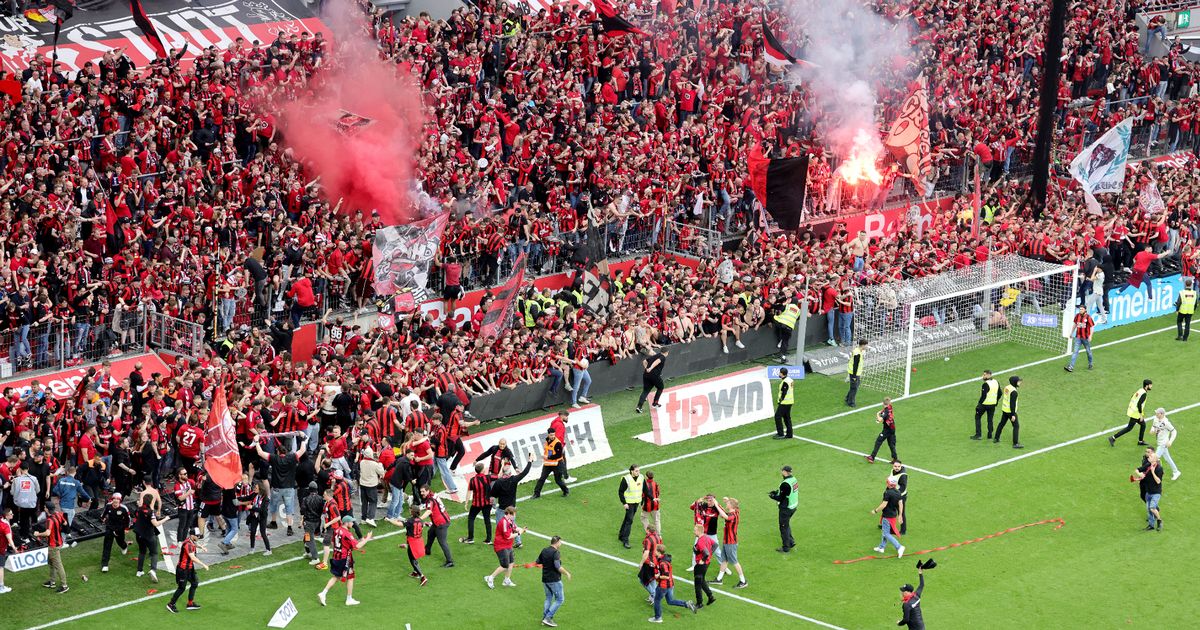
[661, 382, 767, 437]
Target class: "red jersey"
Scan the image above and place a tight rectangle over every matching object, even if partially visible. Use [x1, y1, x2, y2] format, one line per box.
[722, 509, 740, 544]
[642, 531, 662, 566]
[494, 515, 517, 551]
[178, 539, 197, 570]
[331, 526, 359, 561]
[177, 424, 204, 459]
[693, 534, 716, 565]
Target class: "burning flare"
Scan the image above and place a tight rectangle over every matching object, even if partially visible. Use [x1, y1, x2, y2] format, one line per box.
[836, 129, 884, 186]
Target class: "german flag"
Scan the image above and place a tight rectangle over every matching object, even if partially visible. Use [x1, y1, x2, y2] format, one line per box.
[747, 145, 809, 231]
[594, 0, 645, 37]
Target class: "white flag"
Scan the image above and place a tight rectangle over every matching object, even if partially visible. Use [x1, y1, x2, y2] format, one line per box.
[1069, 118, 1133, 197]
[268, 598, 298, 628]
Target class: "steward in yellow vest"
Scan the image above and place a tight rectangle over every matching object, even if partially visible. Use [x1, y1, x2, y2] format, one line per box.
[972, 370, 1001, 440]
[1177, 278, 1197, 341]
[994, 375, 1023, 449]
[1109, 379, 1153, 446]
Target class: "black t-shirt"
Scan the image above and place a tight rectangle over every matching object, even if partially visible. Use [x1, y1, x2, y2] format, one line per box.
[644, 353, 666, 378]
[881, 488, 902, 518]
[270, 452, 299, 488]
[1139, 462, 1164, 495]
[538, 546, 562, 583]
[132, 506, 156, 538]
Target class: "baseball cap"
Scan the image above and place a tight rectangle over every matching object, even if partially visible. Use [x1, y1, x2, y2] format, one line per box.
[112, 492, 123, 499]
[900, 583, 915, 593]
[781, 465, 793, 473]
[341, 515, 356, 524]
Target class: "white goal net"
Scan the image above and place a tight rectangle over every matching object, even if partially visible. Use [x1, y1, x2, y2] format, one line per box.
[851, 255, 1079, 398]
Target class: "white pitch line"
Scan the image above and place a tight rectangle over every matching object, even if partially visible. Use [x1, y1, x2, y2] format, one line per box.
[792, 437, 954, 479]
[945, 400, 1200, 480]
[522, 529, 848, 630]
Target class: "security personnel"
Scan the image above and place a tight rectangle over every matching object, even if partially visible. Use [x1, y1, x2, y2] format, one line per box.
[774, 301, 802, 360]
[774, 368, 796, 439]
[1110, 379, 1153, 447]
[971, 370, 1000, 440]
[532, 434, 569, 498]
[769, 465, 798, 552]
[993, 375, 1023, 449]
[520, 290, 541, 329]
[616, 465, 644, 549]
[846, 339, 868, 407]
[1176, 278, 1197, 341]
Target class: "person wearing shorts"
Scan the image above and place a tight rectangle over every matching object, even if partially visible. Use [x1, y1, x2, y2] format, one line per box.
[485, 506, 525, 588]
[318, 516, 372, 607]
[714, 497, 747, 588]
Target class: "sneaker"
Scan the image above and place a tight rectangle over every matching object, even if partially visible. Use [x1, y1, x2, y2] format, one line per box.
[735, 341, 745, 349]
[186, 602, 201, 610]
[564, 382, 573, 392]
[872, 546, 885, 554]
[570, 403, 581, 409]
[865, 456, 875, 464]
[1063, 366, 1073, 373]
[897, 546, 906, 558]
[502, 579, 516, 587]
[136, 572, 144, 578]
[43, 581, 56, 589]
[648, 618, 663, 623]
[735, 581, 748, 589]
[485, 575, 495, 589]
[459, 538, 475, 544]
[122, 546, 129, 556]
[722, 346, 729, 354]
[687, 601, 698, 614]
[1108, 436, 1116, 447]
[419, 576, 428, 586]
[57, 585, 69, 594]
[442, 562, 455, 568]
[309, 559, 321, 565]
[167, 604, 178, 614]
[579, 397, 591, 404]
[827, 339, 837, 346]
[1138, 441, 1149, 446]
[101, 566, 109, 573]
[346, 598, 360, 606]
[267, 522, 279, 530]
[1172, 471, 1182, 481]
[150, 570, 159, 583]
[287, 526, 295, 537]
[634, 408, 643, 414]
[318, 591, 327, 607]
[1157, 519, 1164, 531]
[970, 435, 981, 440]
[1013, 444, 1024, 449]
[315, 563, 327, 570]
[712, 576, 723, 584]
[0, 585, 12, 594]
[543, 620, 558, 628]
[263, 550, 273, 556]
[365, 520, 377, 528]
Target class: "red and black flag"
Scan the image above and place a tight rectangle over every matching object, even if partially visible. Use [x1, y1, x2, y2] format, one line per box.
[129, 0, 167, 58]
[747, 145, 809, 231]
[761, 18, 817, 69]
[594, 0, 645, 37]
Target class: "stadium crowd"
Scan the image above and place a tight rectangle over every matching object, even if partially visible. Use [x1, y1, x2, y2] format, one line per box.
[0, 0, 1200, 593]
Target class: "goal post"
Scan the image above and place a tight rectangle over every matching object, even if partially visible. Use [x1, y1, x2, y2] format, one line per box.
[853, 255, 1079, 398]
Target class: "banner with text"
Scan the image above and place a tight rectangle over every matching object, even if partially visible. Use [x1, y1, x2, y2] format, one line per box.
[1093, 274, 1185, 332]
[639, 368, 771, 446]
[459, 405, 612, 481]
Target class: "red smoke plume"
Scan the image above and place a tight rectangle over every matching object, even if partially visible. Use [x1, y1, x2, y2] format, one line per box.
[278, 1, 424, 226]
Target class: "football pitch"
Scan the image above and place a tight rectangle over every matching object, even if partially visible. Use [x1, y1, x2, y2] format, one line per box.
[11, 316, 1200, 629]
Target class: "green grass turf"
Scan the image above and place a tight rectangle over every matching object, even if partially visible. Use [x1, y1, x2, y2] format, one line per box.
[9, 316, 1200, 629]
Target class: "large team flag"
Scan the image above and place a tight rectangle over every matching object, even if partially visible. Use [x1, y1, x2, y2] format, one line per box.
[747, 144, 809, 230]
[1069, 117, 1133, 214]
[129, 0, 167, 58]
[884, 74, 933, 195]
[478, 254, 526, 339]
[371, 212, 450, 297]
[204, 386, 242, 489]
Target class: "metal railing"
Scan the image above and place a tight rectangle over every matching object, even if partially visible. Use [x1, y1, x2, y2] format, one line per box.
[146, 311, 206, 360]
[0, 309, 147, 377]
[661, 219, 722, 259]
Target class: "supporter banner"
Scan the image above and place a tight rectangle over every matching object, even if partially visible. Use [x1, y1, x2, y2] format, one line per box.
[203, 386, 242, 489]
[809, 196, 953, 240]
[0, 353, 169, 399]
[0, 0, 328, 72]
[458, 405, 613, 481]
[884, 74, 933, 195]
[641, 368, 771, 446]
[4, 547, 48, 572]
[1070, 117, 1133, 197]
[1094, 274, 1184, 332]
[372, 212, 450, 296]
[478, 254, 526, 339]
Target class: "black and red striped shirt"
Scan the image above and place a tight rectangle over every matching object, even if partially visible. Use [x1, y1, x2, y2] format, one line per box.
[642, 531, 662, 567]
[178, 539, 196, 570]
[468, 474, 492, 508]
[1073, 312, 1094, 340]
[45, 512, 66, 548]
[376, 406, 400, 440]
[406, 410, 430, 433]
[332, 480, 352, 512]
[723, 509, 740, 545]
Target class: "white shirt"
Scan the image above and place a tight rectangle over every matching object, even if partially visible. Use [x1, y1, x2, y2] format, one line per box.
[1152, 416, 1177, 448]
